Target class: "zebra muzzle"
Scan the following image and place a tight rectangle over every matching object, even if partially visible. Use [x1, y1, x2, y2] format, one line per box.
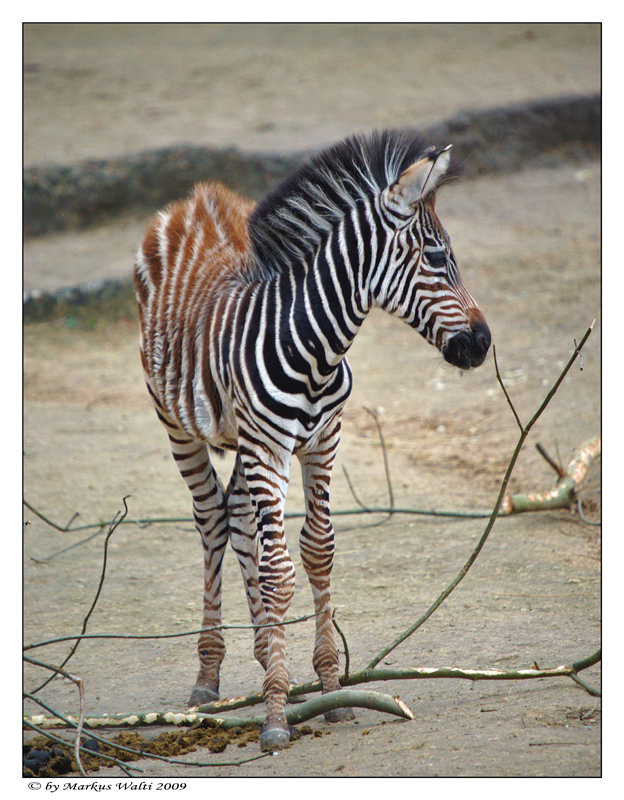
[443, 320, 491, 370]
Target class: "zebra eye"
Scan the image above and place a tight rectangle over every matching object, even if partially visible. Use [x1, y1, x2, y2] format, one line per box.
[425, 249, 446, 266]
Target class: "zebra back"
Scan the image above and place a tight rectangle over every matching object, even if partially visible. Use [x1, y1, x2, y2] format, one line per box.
[134, 182, 255, 437]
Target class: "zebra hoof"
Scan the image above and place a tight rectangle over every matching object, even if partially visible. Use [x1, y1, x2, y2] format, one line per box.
[259, 716, 293, 751]
[324, 706, 356, 723]
[188, 685, 219, 707]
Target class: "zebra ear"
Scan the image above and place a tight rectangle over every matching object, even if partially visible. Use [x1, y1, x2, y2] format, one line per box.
[384, 145, 453, 213]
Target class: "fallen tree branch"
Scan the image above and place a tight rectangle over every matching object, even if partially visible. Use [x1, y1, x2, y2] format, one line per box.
[281, 690, 413, 725]
[25, 648, 600, 731]
[195, 648, 601, 713]
[341, 648, 601, 693]
[500, 435, 600, 515]
[26, 709, 212, 730]
[24, 689, 413, 730]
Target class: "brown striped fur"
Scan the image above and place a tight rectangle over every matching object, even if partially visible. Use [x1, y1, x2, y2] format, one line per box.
[134, 182, 255, 436]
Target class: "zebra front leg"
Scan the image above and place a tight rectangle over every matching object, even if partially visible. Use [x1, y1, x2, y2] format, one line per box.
[167, 433, 229, 706]
[226, 454, 269, 671]
[240, 446, 296, 751]
[298, 423, 355, 723]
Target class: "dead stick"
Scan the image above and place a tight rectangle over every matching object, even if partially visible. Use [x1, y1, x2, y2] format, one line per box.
[535, 442, 566, 477]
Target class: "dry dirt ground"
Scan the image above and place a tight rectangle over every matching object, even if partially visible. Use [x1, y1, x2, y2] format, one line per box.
[23, 24, 601, 781]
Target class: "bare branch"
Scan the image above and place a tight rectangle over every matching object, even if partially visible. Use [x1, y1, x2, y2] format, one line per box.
[341, 465, 372, 512]
[23, 499, 82, 532]
[535, 442, 566, 477]
[493, 344, 524, 431]
[31, 497, 130, 693]
[332, 608, 350, 682]
[363, 406, 395, 514]
[24, 611, 321, 652]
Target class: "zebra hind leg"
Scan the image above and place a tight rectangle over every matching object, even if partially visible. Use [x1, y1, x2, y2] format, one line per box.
[167, 433, 229, 707]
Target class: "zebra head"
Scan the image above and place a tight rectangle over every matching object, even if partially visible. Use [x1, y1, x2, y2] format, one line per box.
[375, 145, 491, 370]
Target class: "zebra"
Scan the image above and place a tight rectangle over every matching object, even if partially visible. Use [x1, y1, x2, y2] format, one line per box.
[133, 129, 491, 751]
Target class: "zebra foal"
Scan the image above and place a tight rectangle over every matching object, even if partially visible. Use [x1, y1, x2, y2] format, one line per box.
[133, 130, 491, 750]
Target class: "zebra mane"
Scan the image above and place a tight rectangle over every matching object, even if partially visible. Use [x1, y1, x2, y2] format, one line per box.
[249, 129, 459, 273]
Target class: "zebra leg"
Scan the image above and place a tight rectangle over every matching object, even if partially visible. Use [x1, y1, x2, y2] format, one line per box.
[298, 420, 355, 724]
[226, 454, 269, 671]
[167, 433, 229, 707]
[239, 446, 296, 751]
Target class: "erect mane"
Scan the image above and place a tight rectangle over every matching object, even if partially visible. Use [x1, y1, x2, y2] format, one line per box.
[249, 129, 458, 274]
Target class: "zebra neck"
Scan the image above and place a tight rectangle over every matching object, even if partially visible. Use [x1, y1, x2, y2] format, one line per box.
[278, 239, 369, 374]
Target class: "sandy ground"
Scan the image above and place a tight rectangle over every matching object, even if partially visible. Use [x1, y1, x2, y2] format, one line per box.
[22, 23, 601, 781]
[24, 23, 600, 169]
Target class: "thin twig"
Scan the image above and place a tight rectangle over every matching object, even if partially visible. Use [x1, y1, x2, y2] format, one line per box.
[24, 611, 321, 652]
[569, 673, 601, 696]
[493, 345, 523, 431]
[340, 408, 395, 528]
[576, 495, 601, 527]
[23, 499, 82, 532]
[341, 466, 372, 512]
[31, 497, 130, 693]
[535, 442, 566, 477]
[27, 529, 104, 564]
[363, 406, 395, 514]
[23, 499, 507, 535]
[332, 609, 350, 682]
